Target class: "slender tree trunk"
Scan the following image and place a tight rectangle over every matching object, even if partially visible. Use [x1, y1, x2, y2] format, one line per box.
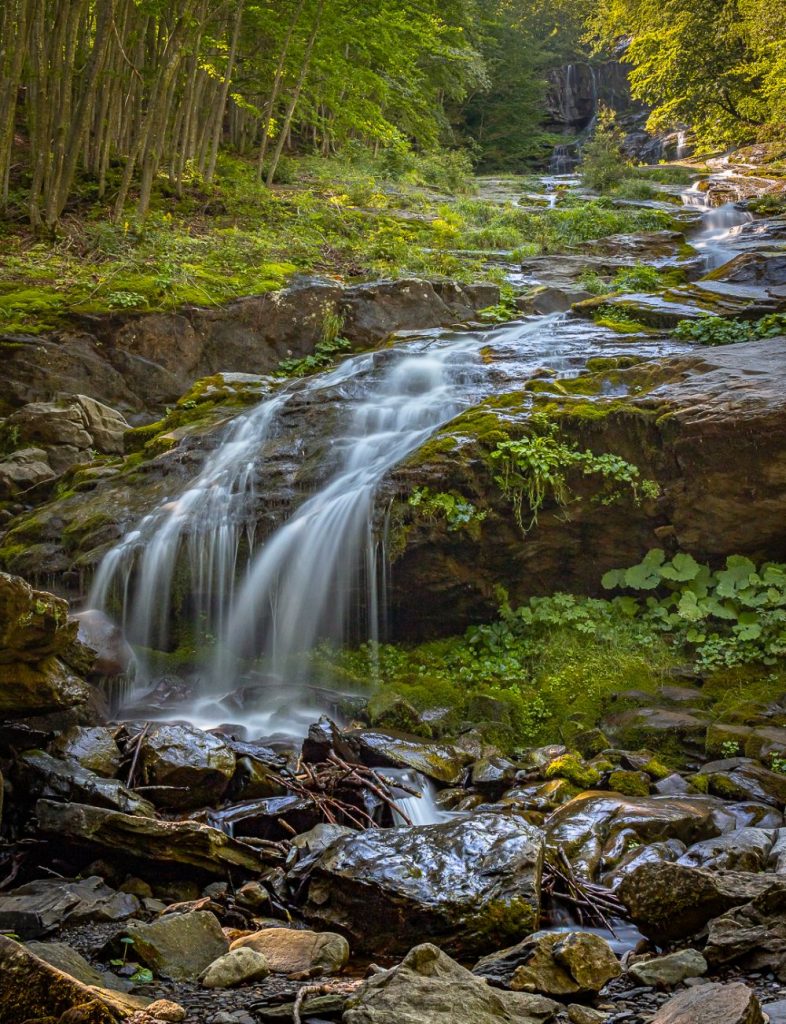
[257, 0, 306, 180]
[204, 0, 243, 182]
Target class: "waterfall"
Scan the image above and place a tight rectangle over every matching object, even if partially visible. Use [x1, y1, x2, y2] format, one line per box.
[681, 177, 754, 270]
[676, 131, 688, 161]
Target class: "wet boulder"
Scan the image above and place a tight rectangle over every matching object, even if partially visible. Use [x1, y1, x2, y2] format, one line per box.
[544, 792, 781, 879]
[342, 728, 472, 785]
[35, 800, 265, 875]
[677, 827, 776, 871]
[139, 724, 236, 809]
[300, 812, 544, 957]
[207, 795, 320, 842]
[26, 941, 132, 993]
[19, 750, 154, 816]
[0, 447, 55, 497]
[473, 930, 620, 996]
[51, 725, 122, 778]
[125, 911, 228, 982]
[343, 943, 559, 1024]
[617, 861, 776, 944]
[230, 927, 349, 975]
[649, 981, 764, 1024]
[0, 876, 139, 940]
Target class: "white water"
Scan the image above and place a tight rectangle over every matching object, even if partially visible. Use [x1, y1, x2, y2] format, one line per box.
[381, 769, 454, 826]
[681, 176, 754, 269]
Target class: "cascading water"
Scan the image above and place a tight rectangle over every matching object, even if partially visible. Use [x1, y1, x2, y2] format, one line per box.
[90, 308, 684, 735]
[681, 176, 754, 270]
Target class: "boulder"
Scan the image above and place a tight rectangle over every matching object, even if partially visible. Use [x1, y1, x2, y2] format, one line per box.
[342, 729, 472, 785]
[628, 948, 708, 987]
[20, 750, 154, 816]
[199, 947, 269, 989]
[139, 724, 236, 809]
[52, 725, 123, 777]
[617, 861, 776, 944]
[0, 877, 139, 940]
[601, 838, 687, 888]
[696, 758, 786, 808]
[544, 792, 780, 879]
[601, 708, 709, 753]
[71, 611, 134, 678]
[0, 934, 145, 1024]
[677, 827, 775, 872]
[230, 927, 348, 975]
[649, 981, 764, 1024]
[35, 800, 265, 875]
[704, 882, 786, 977]
[473, 930, 620, 995]
[0, 572, 79, 665]
[301, 813, 544, 956]
[0, 447, 55, 497]
[125, 911, 229, 982]
[343, 943, 559, 1024]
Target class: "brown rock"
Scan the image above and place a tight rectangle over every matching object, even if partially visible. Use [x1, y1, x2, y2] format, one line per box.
[649, 981, 764, 1024]
[230, 927, 349, 975]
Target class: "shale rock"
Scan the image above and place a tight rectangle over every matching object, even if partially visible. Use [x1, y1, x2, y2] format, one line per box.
[649, 981, 764, 1024]
[200, 947, 269, 989]
[20, 750, 154, 816]
[473, 930, 620, 995]
[705, 882, 786, 976]
[35, 799, 265, 875]
[696, 757, 786, 808]
[125, 911, 229, 982]
[230, 927, 348, 974]
[52, 725, 123, 777]
[677, 826, 775, 871]
[617, 861, 776, 944]
[0, 877, 139, 940]
[301, 812, 543, 956]
[343, 943, 559, 1024]
[26, 941, 132, 993]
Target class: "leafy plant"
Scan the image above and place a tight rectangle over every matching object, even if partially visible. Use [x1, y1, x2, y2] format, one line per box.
[489, 418, 659, 532]
[603, 550, 786, 669]
[674, 313, 786, 346]
[408, 487, 487, 535]
[720, 739, 741, 758]
[579, 106, 629, 192]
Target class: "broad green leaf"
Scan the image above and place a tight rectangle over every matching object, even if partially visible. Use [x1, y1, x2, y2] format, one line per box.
[660, 552, 701, 582]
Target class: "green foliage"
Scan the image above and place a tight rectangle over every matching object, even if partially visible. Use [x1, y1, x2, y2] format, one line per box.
[720, 739, 741, 758]
[317, 590, 675, 750]
[276, 335, 352, 378]
[611, 264, 663, 292]
[579, 106, 629, 192]
[593, 306, 652, 334]
[408, 487, 487, 535]
[611, 178, 659, 201]
[489, 417, 659, 532]
[603, 550, 786, 669]
[674, 313, 786, 346]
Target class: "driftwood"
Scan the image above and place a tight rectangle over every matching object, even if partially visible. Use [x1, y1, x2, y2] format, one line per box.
[543, 845, 624, 934]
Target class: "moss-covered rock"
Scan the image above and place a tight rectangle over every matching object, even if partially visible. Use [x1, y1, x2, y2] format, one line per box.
[544, 753, 602, 790]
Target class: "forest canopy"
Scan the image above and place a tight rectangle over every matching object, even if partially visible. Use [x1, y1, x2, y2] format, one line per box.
[0, 0, 784, 230]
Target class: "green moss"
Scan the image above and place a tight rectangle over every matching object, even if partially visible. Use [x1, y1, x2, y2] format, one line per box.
[608, 769, 651, 797]
[642, 757, 672, 780]
[544, 753, 602, 789]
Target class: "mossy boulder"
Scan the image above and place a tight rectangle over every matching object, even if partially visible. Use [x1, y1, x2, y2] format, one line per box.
[544, 753, 602, 790]
[609, 770, 651, 797]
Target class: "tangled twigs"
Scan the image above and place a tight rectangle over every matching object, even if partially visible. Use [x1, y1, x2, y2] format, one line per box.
[543, 845, 624, 934]
[275, 753, 418, 830]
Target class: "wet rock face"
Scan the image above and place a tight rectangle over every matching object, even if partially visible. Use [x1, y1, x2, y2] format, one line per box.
[139, 724, 236, 810]
[1, 277, 499, 419]
[705, 883, 786, 978]
[0, 876, 139, 940]
[71, 611, 134, 679]
[342, 729, 473, 785]
[300, 812, 544, 957]
[343, 943, 559, 1024]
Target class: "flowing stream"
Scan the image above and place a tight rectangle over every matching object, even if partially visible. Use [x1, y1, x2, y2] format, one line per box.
[89, 173, 750, 735]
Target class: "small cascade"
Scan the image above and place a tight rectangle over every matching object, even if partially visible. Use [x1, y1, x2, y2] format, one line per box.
[676, 130, 688, 161]
[682, 177, 754, 270]
[381, 769, 453, 827]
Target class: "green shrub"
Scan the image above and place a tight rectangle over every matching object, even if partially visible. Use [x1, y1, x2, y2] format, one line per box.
[675, 313, 786, 346]
[408, 487, 487, 535]
[579, 106, 629, 192]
